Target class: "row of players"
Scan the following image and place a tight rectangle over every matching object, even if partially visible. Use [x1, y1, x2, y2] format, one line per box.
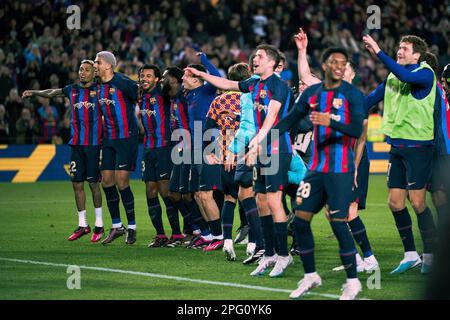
[22, 29, 450, 300]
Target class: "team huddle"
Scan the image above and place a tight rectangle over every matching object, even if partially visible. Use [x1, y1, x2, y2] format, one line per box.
[22, 28, 450, 300]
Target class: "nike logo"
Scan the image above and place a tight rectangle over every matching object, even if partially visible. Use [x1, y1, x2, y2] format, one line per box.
[200, 185, 206, 188]
[180, 186, 184, 189]
[160, 173, 168, 178]
[87, 177, 93, 180]
[310, 103, 319, 108]
[329, 209, 341, 215]
[118, 164, 127, 168]
[266, 185, 272, 189]
[407, 182, 416, 186]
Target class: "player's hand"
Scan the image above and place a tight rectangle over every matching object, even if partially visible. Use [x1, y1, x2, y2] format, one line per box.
[224, 150, 236, 172]
[310, 111, 331, 127]
[22, 90, 34, 98]
[362, 34, 381, 55]
[205, 153, 220, 165]
[293, 28, 308, 51]
[219, 110, 239, 120]
[184, 67, 203, 78]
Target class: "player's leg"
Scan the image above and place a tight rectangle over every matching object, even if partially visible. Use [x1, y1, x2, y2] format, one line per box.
[221, 167, 238, 260]
[115, 137, 138, 245]
[101, 142, 126, 244]
[387, 148, 421, 273]
[67, 146, 91, 241]
[86, 146, 104, 242]
[158, 178, 184, 245]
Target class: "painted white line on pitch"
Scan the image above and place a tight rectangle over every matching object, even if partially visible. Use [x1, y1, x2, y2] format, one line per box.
[0, 257, 369, 300]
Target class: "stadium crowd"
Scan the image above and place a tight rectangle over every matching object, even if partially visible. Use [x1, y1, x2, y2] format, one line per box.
[0, 0, 448, 144]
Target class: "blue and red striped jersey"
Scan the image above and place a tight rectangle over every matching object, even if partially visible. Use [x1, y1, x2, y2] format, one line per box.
[434, 82, 450, 155]
[238, 74, 293, 154]
[296, 82, 364, 173]
[98, 73, 138, 140]
[170, 89, 190, 149]
[139, 85, 171, 149]
[63, 83, 102, 146]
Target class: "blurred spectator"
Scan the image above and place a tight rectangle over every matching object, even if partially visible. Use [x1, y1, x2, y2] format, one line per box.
[0, 104, 10, 144]
[15, 107, 39, 144]
[4, 88, 24, 138]
[36, 97, 59, 144]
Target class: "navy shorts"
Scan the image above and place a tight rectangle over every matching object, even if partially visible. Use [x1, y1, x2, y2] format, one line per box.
[353, 149, 370, 210]
[170, 162, 191, 193]
[100, 137, 138, 172]
[222, 166, 239, 198]
[387, 145, 433, 190]
[254, 153, 291, 194]
[295, 171, 354, 219]
[69, 145, 101, 183]
[428, 153, 450, 193]
[234, 163, 253, 188]
[142, 146, 173, 182]
[189, 163, 222, 192]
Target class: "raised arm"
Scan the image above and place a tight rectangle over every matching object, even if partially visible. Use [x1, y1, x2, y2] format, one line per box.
[22, 88, 64, 99]
[294, 28, 321, 86]
[184, 67, 240, 91]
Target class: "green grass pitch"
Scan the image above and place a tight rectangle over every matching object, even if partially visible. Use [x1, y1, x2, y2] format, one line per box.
[0, 175, 433, 300]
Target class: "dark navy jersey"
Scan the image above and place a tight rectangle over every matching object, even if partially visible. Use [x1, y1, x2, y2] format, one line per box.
[139, 85, 171, 149]
[239, 73, 292, 154]
[170, 89, 190, 148]
[434, 82, 450, 156]
[291, 81, 364, 173]
[98, 73, 139, 140]
[63, 83, 102, 146]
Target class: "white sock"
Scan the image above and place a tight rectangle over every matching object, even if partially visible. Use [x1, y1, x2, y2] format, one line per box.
[356, 253, 363, 264]
[112, 222, 122, 229]
[422, 253, 433, 265]
[347, 278, 360, 285]
[213, 234, 224, 240]
[94, 207, 103, 227]
[203, 234, 213, 241]
[405, 251, 420, 261]
[305, 272, 319, 279]
[128, 224, 136, 230]
[78, 210, 87, 227]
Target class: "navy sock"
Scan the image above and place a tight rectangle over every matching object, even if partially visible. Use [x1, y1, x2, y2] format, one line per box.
[162, 197, 181, 235]
[348, 216, 373, 258]
[274, 222, 288, 256]
[238, 201, 248, 226]
[260, 215, 275, 256]
[331, 220, 358, 279]
[417, 207, 437, 254]
[103, 186, 121, 225]
[186, 199, 208, 231]
[213, 190, 224, 212]
[173, 200, 193, 234]
[147, 197, 165, 235]
[222, 201, 236, 239]
[241, 198, 264, 247]
[392, 207, 416, 252]
[209, 218, 223, 238]
[119, 186, 135, 226]
[293, 216, 315, 273]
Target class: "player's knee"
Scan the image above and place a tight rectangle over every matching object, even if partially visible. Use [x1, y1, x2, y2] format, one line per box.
[168, 191, 181, 202]
[182, 193, 192, 202]
[330, 220, 354, 250]
[410, 199, 426, 214]
[432, 191, 447, 207]
[238, 187, 253, 201]
[388, 198, 405, 212]
[197, 191, 212, 203]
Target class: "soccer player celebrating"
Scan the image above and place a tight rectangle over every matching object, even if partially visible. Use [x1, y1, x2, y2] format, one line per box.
[137, 64, 183, 248]
[185, 44, 294, 277]
[295, 28, 378, 272]
[203, 62, 252, 259]
[94, 51, 139, 245]
[363, 34, 438, 274]
[22, 60, 104, 242]
[261, 47, 365, 299]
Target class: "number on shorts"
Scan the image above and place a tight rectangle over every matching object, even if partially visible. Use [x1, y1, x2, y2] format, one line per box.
[70, 161, 77, 173]
[141, 160, 145, 172]
[297, 181, 311, 199]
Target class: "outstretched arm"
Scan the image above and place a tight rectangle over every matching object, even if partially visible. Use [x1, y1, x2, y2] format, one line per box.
[184, 67, 240, 91]
[22, 89, 64, 99]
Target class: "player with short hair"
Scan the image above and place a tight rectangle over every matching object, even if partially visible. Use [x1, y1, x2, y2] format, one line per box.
[363, 34, 438, 274]
[137, 64, 183, 248]
[262, 47, 365, 299]
[186, 44, 294, 277]
[94, 51, 140, 245]
[22, 60, 104, 242]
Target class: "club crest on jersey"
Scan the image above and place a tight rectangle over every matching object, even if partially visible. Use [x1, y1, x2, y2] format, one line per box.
[90, 91, 97, 97]
[260, 90, 267, 99]
[109, 87, 115, 95]
[332, 98, 343, 109]
[150, 97, 157, 105]
[254, 102, 268, 113]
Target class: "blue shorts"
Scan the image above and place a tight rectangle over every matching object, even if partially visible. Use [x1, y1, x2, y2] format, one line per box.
[141, 146, 173, 182]
[189, 163, 222, 192]
[353, 148, 369, 210]
[100, 137, 138, 172]
[222, 166, 239, 198]
[170, 162, 191, 193]
[254, 153, 291, 194]
[234, 163, 253, 188]
[387, 145, 433, 190]
[69, 145, 101, 183]
[295, 171, 354, 219]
